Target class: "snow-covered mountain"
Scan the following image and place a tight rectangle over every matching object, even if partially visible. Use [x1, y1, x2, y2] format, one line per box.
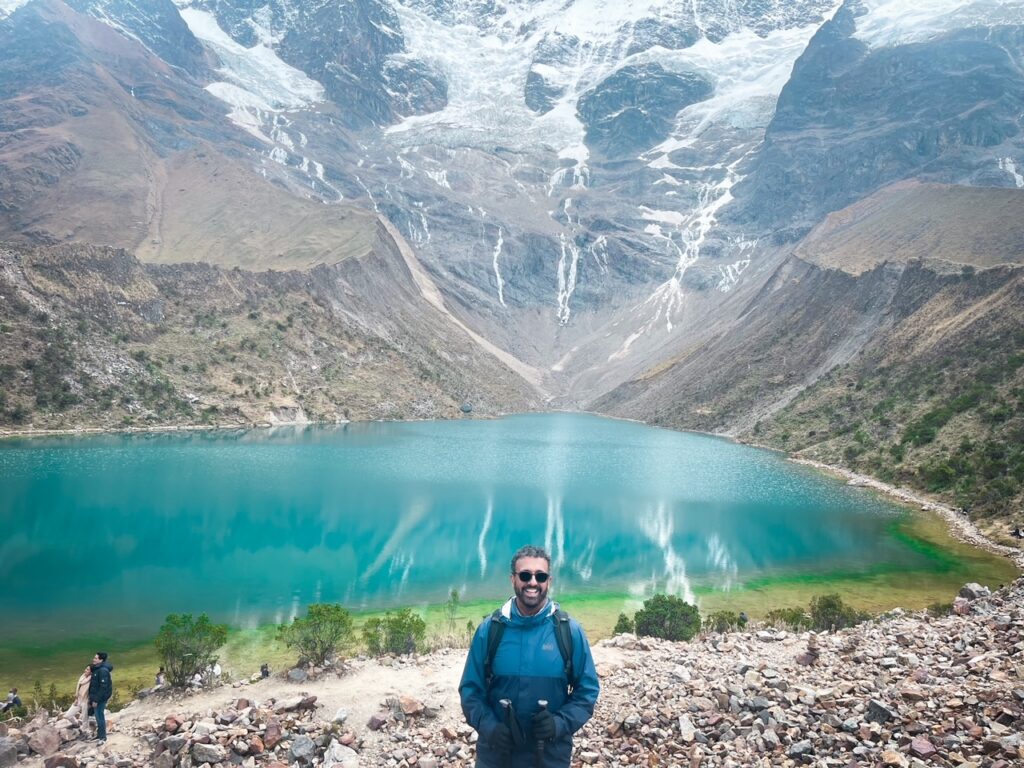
[1, 0, 1023, 406]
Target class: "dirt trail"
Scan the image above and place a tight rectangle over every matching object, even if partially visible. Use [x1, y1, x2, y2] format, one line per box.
[60, 645, 631, 766]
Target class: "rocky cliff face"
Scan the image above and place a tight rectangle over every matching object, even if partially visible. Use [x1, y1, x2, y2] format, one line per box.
[729, 3, 1024, 240]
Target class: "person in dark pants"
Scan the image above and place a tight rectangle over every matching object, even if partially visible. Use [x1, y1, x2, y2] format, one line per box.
[1, 688, 21, 713]
[88, 652, 113, 743]
[460, 545, 600, 768]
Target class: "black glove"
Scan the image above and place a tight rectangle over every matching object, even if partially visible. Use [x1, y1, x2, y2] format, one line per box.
[490, 723, 514, 752]
[532, 708, 556, 741]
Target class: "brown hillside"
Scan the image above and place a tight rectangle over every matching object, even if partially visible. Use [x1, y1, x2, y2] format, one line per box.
[796, 180, 1024, 275]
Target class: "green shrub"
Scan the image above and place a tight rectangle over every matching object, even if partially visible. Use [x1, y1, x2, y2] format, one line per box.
[154, 613, 229, 688]
[764, 607, 810, 630]
[612, 613, 634, 635]
[443, 589, 461, 634]
[0, 703, 27, 721]
[809, 594, 865, 631]
[633, 594, 701, 642]
[363, 608, 427, 656]
[278, 603, 354, 666]
[704, 610, 746, 633]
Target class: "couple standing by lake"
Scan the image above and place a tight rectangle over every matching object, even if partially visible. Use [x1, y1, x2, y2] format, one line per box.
[66, 652, 113, 743]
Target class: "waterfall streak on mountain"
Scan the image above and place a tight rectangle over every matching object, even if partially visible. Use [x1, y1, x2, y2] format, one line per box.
[492, 228, 507, 307]
[556, 234, 581, 325]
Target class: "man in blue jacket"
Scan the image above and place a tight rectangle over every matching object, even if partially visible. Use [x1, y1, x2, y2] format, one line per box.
[460, 545, 600, 767]
[88, 652, 113, 743]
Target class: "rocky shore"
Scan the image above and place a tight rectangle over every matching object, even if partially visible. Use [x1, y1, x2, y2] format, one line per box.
[2, 579, 1021, 768]
[790, 458, 1024, 568]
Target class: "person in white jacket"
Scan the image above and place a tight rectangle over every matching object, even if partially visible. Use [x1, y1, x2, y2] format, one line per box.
[63, 666, 92, 726]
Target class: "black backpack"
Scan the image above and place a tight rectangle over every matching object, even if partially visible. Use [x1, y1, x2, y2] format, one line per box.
[483, 608, 577, 692]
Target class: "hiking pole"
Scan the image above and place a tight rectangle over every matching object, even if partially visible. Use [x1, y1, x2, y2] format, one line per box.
[499, 699, 513, 768]
[535, 699, 548, 768]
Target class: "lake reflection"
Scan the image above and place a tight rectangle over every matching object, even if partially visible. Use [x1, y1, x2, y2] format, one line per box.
[0, 414, 923, 640]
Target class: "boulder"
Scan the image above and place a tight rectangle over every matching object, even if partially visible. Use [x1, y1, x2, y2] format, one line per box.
[264, 719, 283, 749]
[287, 668, 308, 683]
[953, 597, 972, 615]
[289, 734, 316, 764]
[678, 715, 696, 742]
[866, 699, 896, 723]
[160, 734, 187, 753]
[192, 742, 227, 764]
[787, 739, 813, 757]
[43, 757, 79, 768]
[0, 740, 18, 768]
[399, 696, 424, 716]
[323, 739, 360, 768]
[28, 726, 60, 756]
[910, 736, 937, 759]
[959, 583, 991, 600]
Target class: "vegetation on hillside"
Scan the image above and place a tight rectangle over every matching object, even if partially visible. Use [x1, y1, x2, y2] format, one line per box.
[754, 324, 1024, 524]
[0, 245, 537, 431]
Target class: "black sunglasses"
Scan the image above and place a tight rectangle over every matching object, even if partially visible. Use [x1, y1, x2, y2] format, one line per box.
[516, 571, 549, 583]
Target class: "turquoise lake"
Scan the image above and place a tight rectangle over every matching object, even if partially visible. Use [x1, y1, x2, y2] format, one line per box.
[1, 413, 930, 642]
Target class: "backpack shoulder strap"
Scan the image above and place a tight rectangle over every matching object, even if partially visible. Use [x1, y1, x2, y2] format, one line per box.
[552, 609, 576, 691]
[485, 607, 578, 693]
[483, 609, 505, 688]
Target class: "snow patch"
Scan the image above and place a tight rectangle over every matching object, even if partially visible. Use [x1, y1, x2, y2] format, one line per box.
[718, 258, 751, 292]
[999, 157, 1024, 188]
[0, 0, 31, 18]
[178, 7, 323, 139]
[644, 20, 832, 168]
[852, 0, 1024, 49]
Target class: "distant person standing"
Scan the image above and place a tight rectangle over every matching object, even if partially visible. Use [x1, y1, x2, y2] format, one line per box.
[88, 652, 113, 743]
[460, 545, 600, 768]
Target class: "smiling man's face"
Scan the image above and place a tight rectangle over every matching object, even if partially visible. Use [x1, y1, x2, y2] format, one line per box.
[511, 555, 551, 616]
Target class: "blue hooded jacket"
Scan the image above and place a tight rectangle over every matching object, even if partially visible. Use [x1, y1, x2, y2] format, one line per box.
[459, 598, 600, 768]
[88, 661, 113, 704]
